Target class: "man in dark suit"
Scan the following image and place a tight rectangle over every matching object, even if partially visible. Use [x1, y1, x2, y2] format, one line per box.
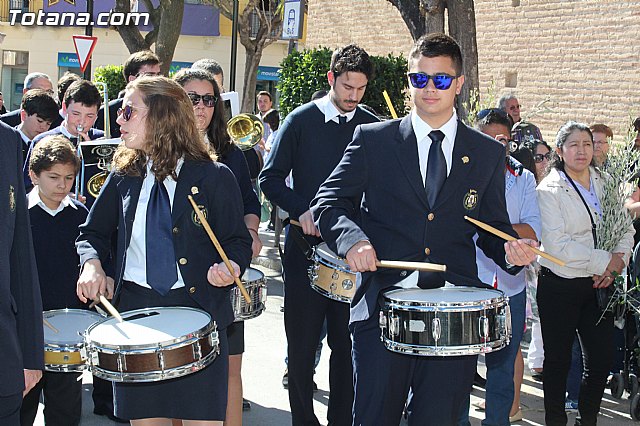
[94, 50, 161, 139]
[1, 72, 54, 128]
[311, 34, 537, 425]
[0, 121, 44, 424]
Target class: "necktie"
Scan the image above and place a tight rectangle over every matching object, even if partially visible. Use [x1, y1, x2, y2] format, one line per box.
[146, 179, 178, 295]
[425, 130, 446, 207]
[69, 136, 79, 147]
[338, 115, 347, 124]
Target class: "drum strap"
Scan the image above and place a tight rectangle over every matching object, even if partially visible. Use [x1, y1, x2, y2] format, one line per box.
[282, 218, 316, 259]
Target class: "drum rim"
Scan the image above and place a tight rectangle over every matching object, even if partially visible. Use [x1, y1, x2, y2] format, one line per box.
[85, 306, 216, 351]
[382, 338, 509, 357]
[313, 243, 353, 272]
[44, 308, 104, 344]
[310, 283, 352, 303]
[382, 287, 507, 308]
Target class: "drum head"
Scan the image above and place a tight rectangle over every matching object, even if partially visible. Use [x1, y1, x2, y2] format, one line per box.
[87, 307, 212, 347]
[316, 243, 349, 268]
[386, 286, 503, 303]
[242, 267, 264, 283]
[44, 309, 103, 344]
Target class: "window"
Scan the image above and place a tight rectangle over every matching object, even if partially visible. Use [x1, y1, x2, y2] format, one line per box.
[9, 0, 29, 13]
[249, 11, 280, 39]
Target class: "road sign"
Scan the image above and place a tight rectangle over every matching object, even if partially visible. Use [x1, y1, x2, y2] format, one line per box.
[72, 35, 98, 73]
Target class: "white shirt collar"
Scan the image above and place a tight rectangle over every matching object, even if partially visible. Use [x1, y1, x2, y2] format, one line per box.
[16, 125, 30, 145]
[58, 124, 76, 139]
[411, 108, 458, 146]
[313, 95, 357, 123]
[27, 187, 77, 216]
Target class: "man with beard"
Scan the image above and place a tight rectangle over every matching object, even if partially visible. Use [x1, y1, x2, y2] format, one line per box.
[259, 44, 378, 425]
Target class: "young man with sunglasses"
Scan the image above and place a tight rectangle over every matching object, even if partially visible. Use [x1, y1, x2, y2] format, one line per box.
[311, 33, 537, 425]
[259, 44, 378, 426]
[95, 50, 161, 139]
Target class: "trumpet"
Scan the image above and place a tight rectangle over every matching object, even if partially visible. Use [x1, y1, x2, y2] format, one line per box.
[227, 113, 264, 151]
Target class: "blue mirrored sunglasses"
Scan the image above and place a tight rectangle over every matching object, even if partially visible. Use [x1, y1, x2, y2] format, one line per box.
[407, 72, 457, 90]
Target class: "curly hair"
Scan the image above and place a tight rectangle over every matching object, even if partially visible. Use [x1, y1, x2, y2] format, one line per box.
[29, 135, 80, 175]
[173, 68, 233, 158]
[112, 76, 213, 181]
[330, 44, 375, 81]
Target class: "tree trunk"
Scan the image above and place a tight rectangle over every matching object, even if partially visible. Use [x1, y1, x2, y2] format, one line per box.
[114, 0, 151, 52]
[446, 0, 478, 120]
[422, 0, 445, 35]
[155, 0, 185, 75]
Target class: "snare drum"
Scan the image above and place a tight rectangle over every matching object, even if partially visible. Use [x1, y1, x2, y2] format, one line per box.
[85, 307, 219, 382]
[43, 309, 103, 372]
[308, 243, 357, 303]
[231, 267, 267, 321]
[380, 286, 511, 356]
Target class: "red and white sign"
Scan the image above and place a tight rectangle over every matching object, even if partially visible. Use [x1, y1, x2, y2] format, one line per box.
[72, 35, 98, 73]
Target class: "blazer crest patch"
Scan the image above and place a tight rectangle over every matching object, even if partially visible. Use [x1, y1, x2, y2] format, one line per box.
[192, 204, 207, 226]
[463, 189, 478, 211]
[9, 185, 16, 213]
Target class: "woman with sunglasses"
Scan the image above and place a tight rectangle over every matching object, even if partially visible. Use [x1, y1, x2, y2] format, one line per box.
[76, 76, 253, 425]
[536, 121, 634, 426]
[527, 139, 552, 183]
[174, 68, 262, 426]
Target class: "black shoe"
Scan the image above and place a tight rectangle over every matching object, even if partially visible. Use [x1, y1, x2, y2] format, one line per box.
[473, 372, 486, 388]
[531, 370, 544, 382]
[242, 398, 251, 411]
[93, 407, 129, 423]
[282, 369, 288, 389]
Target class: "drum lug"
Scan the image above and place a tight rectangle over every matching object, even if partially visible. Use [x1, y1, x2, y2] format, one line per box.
[158, 348, 166, 372]
[479, 316, 490, 342]
[117, 352, 126, 373]
[307, 265, 319, 283]
[431, 317, 441, 342]
[193, 340, 203, 360]
[389, 314, 399, 337]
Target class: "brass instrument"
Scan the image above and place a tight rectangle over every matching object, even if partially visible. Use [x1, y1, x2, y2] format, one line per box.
[227, 113, 264, 151]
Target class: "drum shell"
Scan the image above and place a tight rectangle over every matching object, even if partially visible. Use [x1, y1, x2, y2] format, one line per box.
[308, 243, 357, 303]
[43, 309, 103, 372]
[380, 287, 511, 356]
[231, 267, 267, 321]
[85, 307, 219, 382]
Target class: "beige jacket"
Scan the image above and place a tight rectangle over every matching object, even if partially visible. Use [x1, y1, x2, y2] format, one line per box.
[536, 167, 634, 279]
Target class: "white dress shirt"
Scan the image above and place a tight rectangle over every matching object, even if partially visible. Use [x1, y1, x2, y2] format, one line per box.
[27, 187, 77, 216]
[313, 95, 357, 124]
[123, 159, 186, 289]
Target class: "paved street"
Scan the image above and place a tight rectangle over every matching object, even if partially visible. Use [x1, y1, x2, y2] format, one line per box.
[35, 229, 640, 425]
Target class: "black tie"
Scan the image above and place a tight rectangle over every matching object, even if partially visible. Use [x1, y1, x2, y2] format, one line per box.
[338, 115, 347, 124]
[425, 130, 446, 207]
[146, 179, 178, 295]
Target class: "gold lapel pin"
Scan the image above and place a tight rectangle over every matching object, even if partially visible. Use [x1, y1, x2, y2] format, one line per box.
[462, 156, 470, 164]
[191, 186, 199, 195]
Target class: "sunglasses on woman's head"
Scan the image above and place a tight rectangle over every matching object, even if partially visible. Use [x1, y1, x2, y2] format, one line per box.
[407, 72, 457, 90]
[188, 93, 217, 108]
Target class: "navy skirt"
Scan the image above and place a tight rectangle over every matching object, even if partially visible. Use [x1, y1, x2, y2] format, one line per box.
[113, 282, 229, 421]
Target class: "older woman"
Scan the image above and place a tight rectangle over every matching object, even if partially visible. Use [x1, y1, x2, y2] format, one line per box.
[76, 76, 252, 425]
[174, 68, 261, 426]
[536, 121, 634, 426]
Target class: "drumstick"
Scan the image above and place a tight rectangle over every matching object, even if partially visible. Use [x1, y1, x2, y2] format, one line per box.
[188, 195, 252, 304]
[382, 90, 399, 119]
[289, 220, 446, 272]
[98, 294, 124, 323]
[464, 216, 566, 267]
[376, 260, 446, 272]
[43, 318, 59, 334]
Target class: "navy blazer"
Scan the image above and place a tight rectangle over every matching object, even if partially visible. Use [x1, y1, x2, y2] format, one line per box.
[311, 115, 519, 323]
[0, 121, 44, 395]
[76, 158, 253, 329]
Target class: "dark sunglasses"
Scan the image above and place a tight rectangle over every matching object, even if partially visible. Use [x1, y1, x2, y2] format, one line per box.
[477, 108, 510, 121]
[407, 72, 457, 90]
[117, 104, 147, 122]
[533, 152, 552, 163]
[496, 136, 518, 153]
[188, 93, 217, 108]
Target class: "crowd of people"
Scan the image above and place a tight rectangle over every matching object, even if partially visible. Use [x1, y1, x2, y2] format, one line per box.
[2, 32, 640, 426]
